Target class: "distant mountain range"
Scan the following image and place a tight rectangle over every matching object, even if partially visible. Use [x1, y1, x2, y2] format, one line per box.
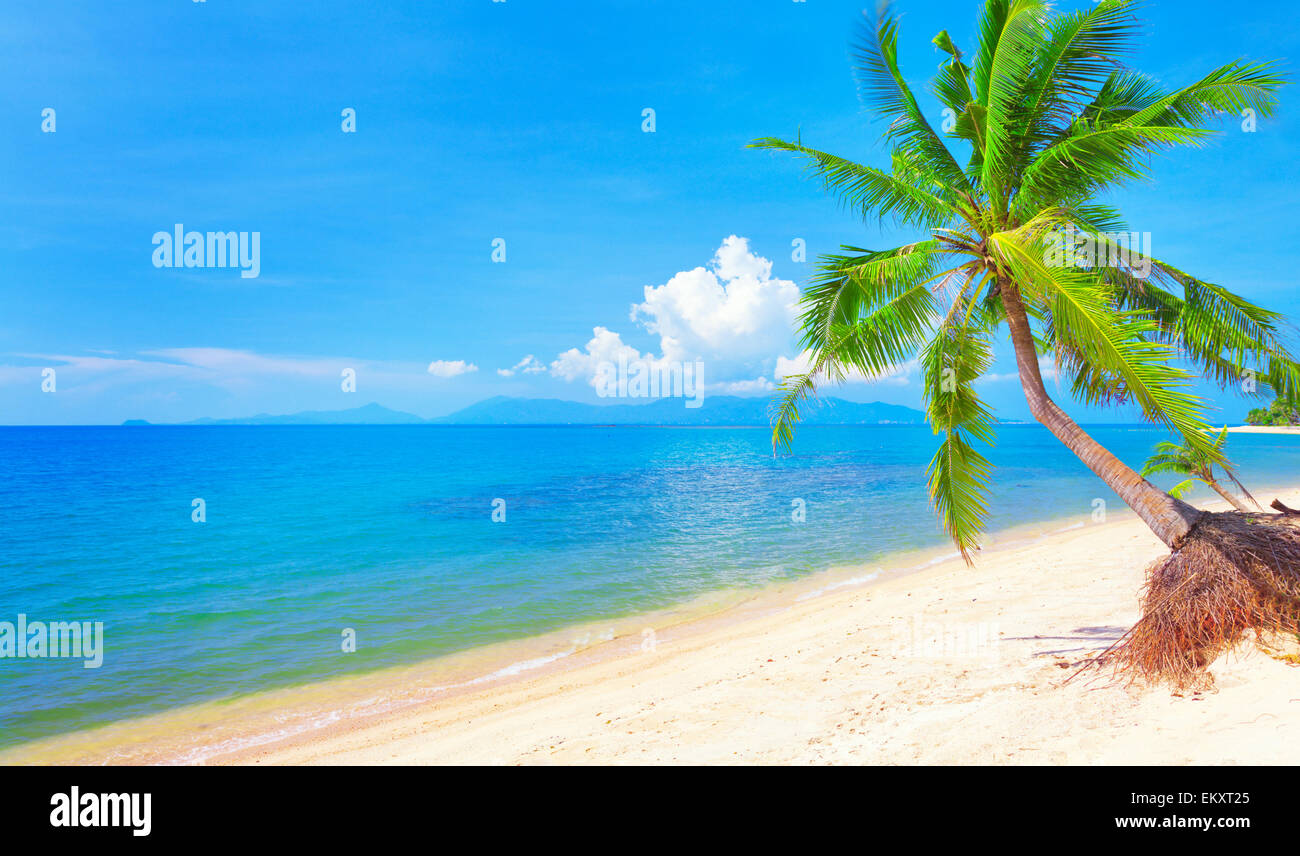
[124, 396, 926, 426]
[428, 395, 924, 425]
[123, 402, 424, 426]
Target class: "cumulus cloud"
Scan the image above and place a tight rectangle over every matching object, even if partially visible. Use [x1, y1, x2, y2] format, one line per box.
[711, 234, 775, 281]
[497, 354, 546, 377]
[548, 236, 933, 397]
[774, 351, 813, 381]
[551, 236, 800, 392]
[427, 359, 478, 378]
[550, 327, 654, 386]
[630, 235, 798, 369]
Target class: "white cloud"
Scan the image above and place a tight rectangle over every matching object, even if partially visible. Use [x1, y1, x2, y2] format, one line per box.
[0, 354, 200, 392]
[716, 377, 775, 395]
[711, 233, 774, 281]
[550, 327, 653, 388]
[497, 354, 546, 377]
[5, 348, 488, 389]
[3, 348, 442, 389]
[427, 359, 478, 378]
[630, 235, 799, 368]
[0, 348, 449, 403]
[774, 351, 813, 380]
[551, 236, 800, 391]
[144, 348, 339, 378]
[547, 236, 933, 397]
[0, 348, 490, 423]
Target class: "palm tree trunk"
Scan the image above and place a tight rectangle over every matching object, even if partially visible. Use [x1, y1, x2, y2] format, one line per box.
[1203, 476, 1252, 512]
[999, 280, 1204, 547]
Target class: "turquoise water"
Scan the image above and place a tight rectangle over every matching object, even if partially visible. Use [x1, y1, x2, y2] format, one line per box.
[1, 424, 1297, 748]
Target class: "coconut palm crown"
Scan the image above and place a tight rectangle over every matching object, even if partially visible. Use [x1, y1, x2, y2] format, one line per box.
[753, 0, 1298, 560]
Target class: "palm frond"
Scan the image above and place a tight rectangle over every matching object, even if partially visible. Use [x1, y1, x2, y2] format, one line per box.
[854, 5, 974, 194]
[1008, 0, 1142, 178]
[748, 137, 961, 229]
[989, 231, 1224, 466]
[979, 0, 1047, 211]
[797, 242, 945, 353]
[1015, 123, 1212, 217]
[1124, 60, 1285, 128]
[1097, 253, 1300, 401]
[921, 294, 997, 562]
[772, 261, 944, 453]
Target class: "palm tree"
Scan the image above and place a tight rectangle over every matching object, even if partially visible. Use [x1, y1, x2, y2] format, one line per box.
[1140, 427, 1257, 513]
[753, 0, 1300, 683]
[1245, 395, 1299, 426]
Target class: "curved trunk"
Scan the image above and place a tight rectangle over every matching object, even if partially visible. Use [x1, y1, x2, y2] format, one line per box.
[1204, 476, 1251, 513]
[999, 280, 1204, 547]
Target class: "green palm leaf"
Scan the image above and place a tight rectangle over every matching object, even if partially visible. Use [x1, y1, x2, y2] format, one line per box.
[922, 304, 997, 562]
[748, 137, 961, 229]
[854, 5, 974, 195]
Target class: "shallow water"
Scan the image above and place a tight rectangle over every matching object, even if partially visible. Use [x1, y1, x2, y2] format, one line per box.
[1, 423, 1295, 747]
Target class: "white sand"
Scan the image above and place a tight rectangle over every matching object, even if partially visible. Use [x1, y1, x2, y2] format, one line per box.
[1225, 426, 1300, 435]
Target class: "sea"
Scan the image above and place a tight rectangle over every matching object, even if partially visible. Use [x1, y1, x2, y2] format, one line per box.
[1, 423, 1296, 749]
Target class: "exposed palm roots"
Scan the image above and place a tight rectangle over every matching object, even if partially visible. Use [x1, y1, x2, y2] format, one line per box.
[1108, 511, 1300, 689]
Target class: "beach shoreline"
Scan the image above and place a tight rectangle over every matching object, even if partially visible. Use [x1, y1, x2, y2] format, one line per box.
[1225, 426, 1300, 434]
[6, 488, 1300, 765]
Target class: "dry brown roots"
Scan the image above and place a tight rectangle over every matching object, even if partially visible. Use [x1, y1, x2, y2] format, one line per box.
[1105, 511, 1300, 689]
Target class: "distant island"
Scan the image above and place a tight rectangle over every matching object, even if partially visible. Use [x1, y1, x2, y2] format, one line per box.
[123, 396, 927, 427]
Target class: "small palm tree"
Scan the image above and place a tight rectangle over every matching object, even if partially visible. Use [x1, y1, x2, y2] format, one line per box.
[754, 0, 1300, 684]
[1141, 428, 1257, 513]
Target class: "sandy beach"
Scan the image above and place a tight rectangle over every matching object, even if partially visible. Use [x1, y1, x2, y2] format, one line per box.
[4, 489, 1297, 766]
[1226, 426, 1300, 435]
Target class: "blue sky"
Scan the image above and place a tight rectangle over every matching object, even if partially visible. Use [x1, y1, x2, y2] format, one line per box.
[1, 0, 1297, 425]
